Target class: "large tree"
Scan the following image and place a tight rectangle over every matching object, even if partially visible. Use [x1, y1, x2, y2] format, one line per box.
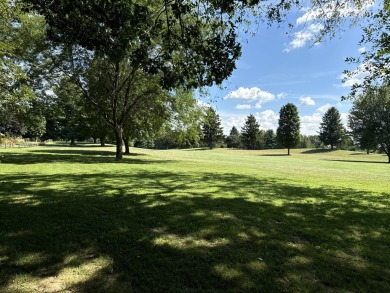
[202, 107, 224, 149]
[0, 1, 48, 136]
[241, 114, 260, 150]
[349, 86, 390, 162]
[277, 103, 300, 155]
[155, 90, 204, 149]
[20, 0, 257, 159]
[319, 107, 344, 150]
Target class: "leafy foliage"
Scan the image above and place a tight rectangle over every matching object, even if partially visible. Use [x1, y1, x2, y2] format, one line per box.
[349, 86, 390, 162]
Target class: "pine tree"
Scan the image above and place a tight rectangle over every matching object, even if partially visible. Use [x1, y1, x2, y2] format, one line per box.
[226, 126, 241, 148]
[277, 103, 300, 155]
[202, 107, 224, 149]
[319, 107, 344, 150]
[241, 114, 260, 150]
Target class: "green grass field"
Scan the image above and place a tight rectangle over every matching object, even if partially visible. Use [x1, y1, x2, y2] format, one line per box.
[1, 144, 389, 292]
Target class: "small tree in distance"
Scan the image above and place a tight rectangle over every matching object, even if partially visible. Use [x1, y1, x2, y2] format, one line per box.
[226, 126, 241, 148]
[319, 107, 344, 150]
[277, 103, 300, 155]
[241, 114, 260, 150]
[202, 107, 224, 149]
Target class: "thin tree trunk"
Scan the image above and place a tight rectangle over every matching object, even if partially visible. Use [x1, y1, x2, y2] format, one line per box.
[288, 148, 290, 155]
[124, 137, 130, 154]
[93, 137, 97, 144]
[70, 138, 76, 145]
[114, 127, 123, 160]
[100, 136, 106, 147]
[367, 149, 369, 155]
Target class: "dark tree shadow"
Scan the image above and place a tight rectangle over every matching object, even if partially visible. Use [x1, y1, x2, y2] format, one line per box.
[1, 168, 390, 291]
[302, 149, 332, 154]
[258, 154, 289, 157]
[325, 159, 388, 164]
[0, 149, 164, 165]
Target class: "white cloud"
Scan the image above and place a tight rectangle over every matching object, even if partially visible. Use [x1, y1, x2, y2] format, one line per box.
[196, 99, 211, 109]
[220, 116, 246, 134]
[225, 87, 275, 102]
[358, 47, 366, 54]
[316, 104, 332, 114]
[300, 112, 323, 135]
[284, 23, 324, 52]
[300, 105, 349, 135]
[236, 104, 252, 110]
[296, 1, 374, 26]
[256, 110, 279, 131]
[286, 1, 375, 52]
[299, 96, 316, 106]
[339, 63, 370, 88]
[277, 92, 287, 99]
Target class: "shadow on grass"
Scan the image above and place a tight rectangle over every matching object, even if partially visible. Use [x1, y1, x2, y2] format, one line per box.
[182, 148, 209, 151]
[0, 149, 162, 165]
[1, 170, 390, 292]
[258, 154, 289, 157]
[302, 149, 333, 154]
[325, 159, 388, 164]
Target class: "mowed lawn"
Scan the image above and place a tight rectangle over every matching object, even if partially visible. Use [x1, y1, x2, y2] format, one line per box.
[1, 144, 389, 292]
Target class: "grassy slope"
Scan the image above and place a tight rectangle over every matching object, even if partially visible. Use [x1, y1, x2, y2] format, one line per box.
[0, 145, 389, 292]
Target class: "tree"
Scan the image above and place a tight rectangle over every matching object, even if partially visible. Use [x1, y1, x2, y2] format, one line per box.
[349, 103, 378, 154]
[264, 129, 277, 149]
[349, 86, 390, 162]
[226, 126, 241, 148]
[122, 84, 169, 154]
[319, 107, 344, 150]
[277, 103, 300, 155]
[21, 0, 259, 159]
[154, 90, 204, 149]
[202, 107, 224, 149]
[22, 0, 321, 159]
[0, 1, 48, 136]
[241, 114, 260, 150]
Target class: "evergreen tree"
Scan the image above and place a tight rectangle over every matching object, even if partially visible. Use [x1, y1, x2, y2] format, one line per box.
[277, 103, 300, 155]
[202, 107, 224, 149]
[319, 107, 344, 150]
[264, 129, 277, 149]
[241, 114, 260, 150]
[226, 126, 241, 148]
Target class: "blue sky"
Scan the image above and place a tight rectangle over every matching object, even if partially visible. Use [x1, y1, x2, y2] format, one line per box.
[199, 6, 371, 135]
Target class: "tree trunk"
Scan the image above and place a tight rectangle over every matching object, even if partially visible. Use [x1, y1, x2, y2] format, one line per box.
[124, 137, 130, 154]
[288, 148, 290, 155]
[388, 154, 390, 164]
[100, 136, 106, 147]
[367, 149, 370, 155]
[331, 144, 334, 150]
[93, 137, 97, 144]
[114, 127, 123, 160]
[70, 138, 76, 145]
